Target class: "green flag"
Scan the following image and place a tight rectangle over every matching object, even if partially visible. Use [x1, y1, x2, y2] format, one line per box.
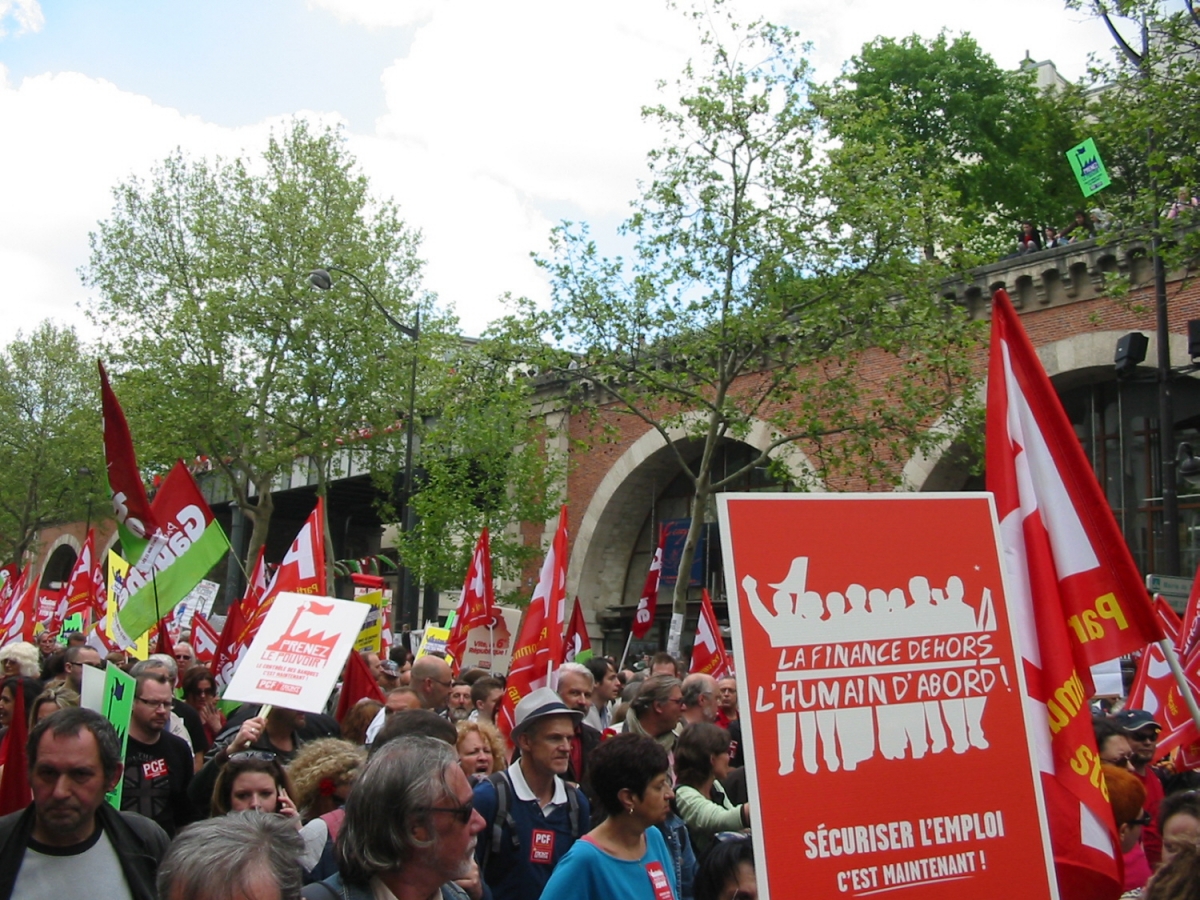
[114, 462, 229, 646]
[103, 665, 136, 809]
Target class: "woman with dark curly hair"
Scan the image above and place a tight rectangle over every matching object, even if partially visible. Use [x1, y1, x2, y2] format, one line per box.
[541, 733, 678, 900]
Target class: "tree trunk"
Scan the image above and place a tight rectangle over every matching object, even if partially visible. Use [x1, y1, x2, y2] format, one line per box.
[242, 486, 274, 580]
[667, 480, 710, 657]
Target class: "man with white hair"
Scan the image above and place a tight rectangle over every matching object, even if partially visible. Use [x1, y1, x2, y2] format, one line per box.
[680, 673, 719, 725]
[556, 662, 602, 796]
[309, 734, 484, 900]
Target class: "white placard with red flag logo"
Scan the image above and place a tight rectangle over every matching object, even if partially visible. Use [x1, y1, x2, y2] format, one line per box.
[222, 592, 368, 713]
[720, 493, 1056, 900]
[497, 505, 569, 738]
[988, 288, 1164, 900]
[689, 589, 730, 678]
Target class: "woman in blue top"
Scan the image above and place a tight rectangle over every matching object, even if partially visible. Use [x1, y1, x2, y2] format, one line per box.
[541, 733, 678, 900]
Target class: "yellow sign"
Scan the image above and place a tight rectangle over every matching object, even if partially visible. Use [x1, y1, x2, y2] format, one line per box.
[106, 550, 148, 659]
[353, 586, 384, 653]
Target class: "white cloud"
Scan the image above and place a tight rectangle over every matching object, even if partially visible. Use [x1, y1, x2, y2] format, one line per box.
[0, 0, 43, 38]
[0, 1, 1123, 345]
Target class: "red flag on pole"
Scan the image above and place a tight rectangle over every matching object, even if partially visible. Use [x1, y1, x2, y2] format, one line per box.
[1180, 564, 1200, 662]
[446, 529, 496, 672]
[561, 597, 592, 665]
[191, 612, 220, 668]
[632, 524, 666, 640]
[58, 529, 105, 627]
[688, 589, 730, 679]
[497, 505, 569, 739]
[335, 648, 387, 722]
[0, 569, 37, 648]
[0, 680, 30, 816]
[98, 361, 158, 541]
[988, 288, 1164, 900]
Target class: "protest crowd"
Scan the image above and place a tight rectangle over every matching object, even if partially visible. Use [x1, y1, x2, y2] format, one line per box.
[6, 299, 1200, 900]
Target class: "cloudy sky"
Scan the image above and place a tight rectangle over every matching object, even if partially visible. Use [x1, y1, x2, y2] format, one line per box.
[0, 0, 1118, 342]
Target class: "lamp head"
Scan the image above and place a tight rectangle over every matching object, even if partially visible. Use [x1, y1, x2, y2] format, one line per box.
[308, 268, 333, 291]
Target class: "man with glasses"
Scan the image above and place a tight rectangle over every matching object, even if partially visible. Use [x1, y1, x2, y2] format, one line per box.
[122, 670, 194, 837]
[474, 687, 590, 900]
[621, 675, 685, 754]
[309, 734, 482, 900]
[1114, 708, 1167, 866]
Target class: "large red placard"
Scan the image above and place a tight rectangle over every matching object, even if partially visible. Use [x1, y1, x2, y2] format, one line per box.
[718, 493, 1056, 900]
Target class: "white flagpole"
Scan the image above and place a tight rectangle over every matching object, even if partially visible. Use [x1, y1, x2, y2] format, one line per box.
[617, 631, 634, 673]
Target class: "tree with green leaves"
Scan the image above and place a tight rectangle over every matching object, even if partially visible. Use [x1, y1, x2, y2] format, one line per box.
[490, 9, 981, 651]
[1072, 0, 1200, 274]
[0, 322, 104, 565]
[85, 120, 441, 592]
[815, 31, 1086, 259]
[372, 337, 564, 604]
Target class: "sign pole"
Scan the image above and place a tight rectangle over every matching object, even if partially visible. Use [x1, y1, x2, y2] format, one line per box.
[617, 631, 634, 673]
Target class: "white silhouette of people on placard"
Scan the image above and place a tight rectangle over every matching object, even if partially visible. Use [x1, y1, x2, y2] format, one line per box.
[743, 557, 996, 774]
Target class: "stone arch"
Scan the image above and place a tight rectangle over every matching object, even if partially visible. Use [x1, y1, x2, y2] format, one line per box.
[902, 330, 1196, 491]
[568, 412, 820, 622]
[39, 534, 81, 590]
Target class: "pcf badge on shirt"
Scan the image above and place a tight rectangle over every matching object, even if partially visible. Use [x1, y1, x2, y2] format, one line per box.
[530, 829, 555, 863]
[646, 861, 674, 900]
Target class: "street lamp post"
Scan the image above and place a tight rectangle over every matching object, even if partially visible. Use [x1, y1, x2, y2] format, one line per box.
[308, 266, 421, 632]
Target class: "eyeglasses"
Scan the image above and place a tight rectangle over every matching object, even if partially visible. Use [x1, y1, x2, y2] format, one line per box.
[191, 686, 216, 697]
[1130, 811, 1153, 827]
[426, 798, 475, 824]
[1129, 731, 1160, 743]
[230, 750, 279, 763]
[1102, 755, 1134, 768]
[135, 697, 173, 711]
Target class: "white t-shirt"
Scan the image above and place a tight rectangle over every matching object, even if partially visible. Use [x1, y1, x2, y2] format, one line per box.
[12, 827, 133, 900]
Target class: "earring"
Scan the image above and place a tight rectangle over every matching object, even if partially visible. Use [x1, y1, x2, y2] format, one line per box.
[627, 806, 634, 815]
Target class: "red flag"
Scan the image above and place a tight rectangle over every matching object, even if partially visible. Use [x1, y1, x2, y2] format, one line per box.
[497, 505, 569, 738]
[153, 619, 176, 659]
[688, 589, 730, 679]
[213, 598, 249, 690]
[190, 612, 219, 668]
[447, 529, 496, 672]
[245, 499, 326, 635]
[0, 679, 30, 816]
[1127, 598, 1184, 720]
[0, 569, 37, 647]
[632, 524, 666, 640]
[335, 649, 386, 722]
[98, 361, 158, 541]
[1180, 564, 1200, 662]
[561, 597, 592, 665]
[56, 529, 105, 627]
[988, 289, 1163, 900]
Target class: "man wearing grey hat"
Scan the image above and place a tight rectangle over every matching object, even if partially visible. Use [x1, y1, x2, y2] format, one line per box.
[473, 687, 591, 900]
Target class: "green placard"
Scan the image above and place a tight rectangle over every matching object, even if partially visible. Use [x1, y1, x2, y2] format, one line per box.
[1066, 138, 1112, 198]
[102, 665, 136, 810]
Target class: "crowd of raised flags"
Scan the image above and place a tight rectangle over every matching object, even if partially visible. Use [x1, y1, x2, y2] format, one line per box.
[0, 290, 1198, 899]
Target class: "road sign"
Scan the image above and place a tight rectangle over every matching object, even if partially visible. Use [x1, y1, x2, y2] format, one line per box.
[1146, 573, 1192, 600]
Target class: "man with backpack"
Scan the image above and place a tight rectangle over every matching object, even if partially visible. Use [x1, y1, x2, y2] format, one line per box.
[473, 687, 591, 900]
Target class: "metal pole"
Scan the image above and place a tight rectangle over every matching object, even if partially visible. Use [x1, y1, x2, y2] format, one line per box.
[400, 309, 421, 631]
[1154, 218, 1179, 575]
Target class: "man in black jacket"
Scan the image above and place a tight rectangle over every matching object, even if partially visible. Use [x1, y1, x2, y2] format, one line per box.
[0, 707, 170, 900]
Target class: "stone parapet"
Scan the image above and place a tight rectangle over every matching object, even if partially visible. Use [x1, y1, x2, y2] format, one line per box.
[941, 227, 1197, 319]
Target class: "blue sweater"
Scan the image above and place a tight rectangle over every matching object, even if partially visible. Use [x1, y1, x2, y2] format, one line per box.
[540, 828, 678, 900]
[473, 774, 590, 900]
